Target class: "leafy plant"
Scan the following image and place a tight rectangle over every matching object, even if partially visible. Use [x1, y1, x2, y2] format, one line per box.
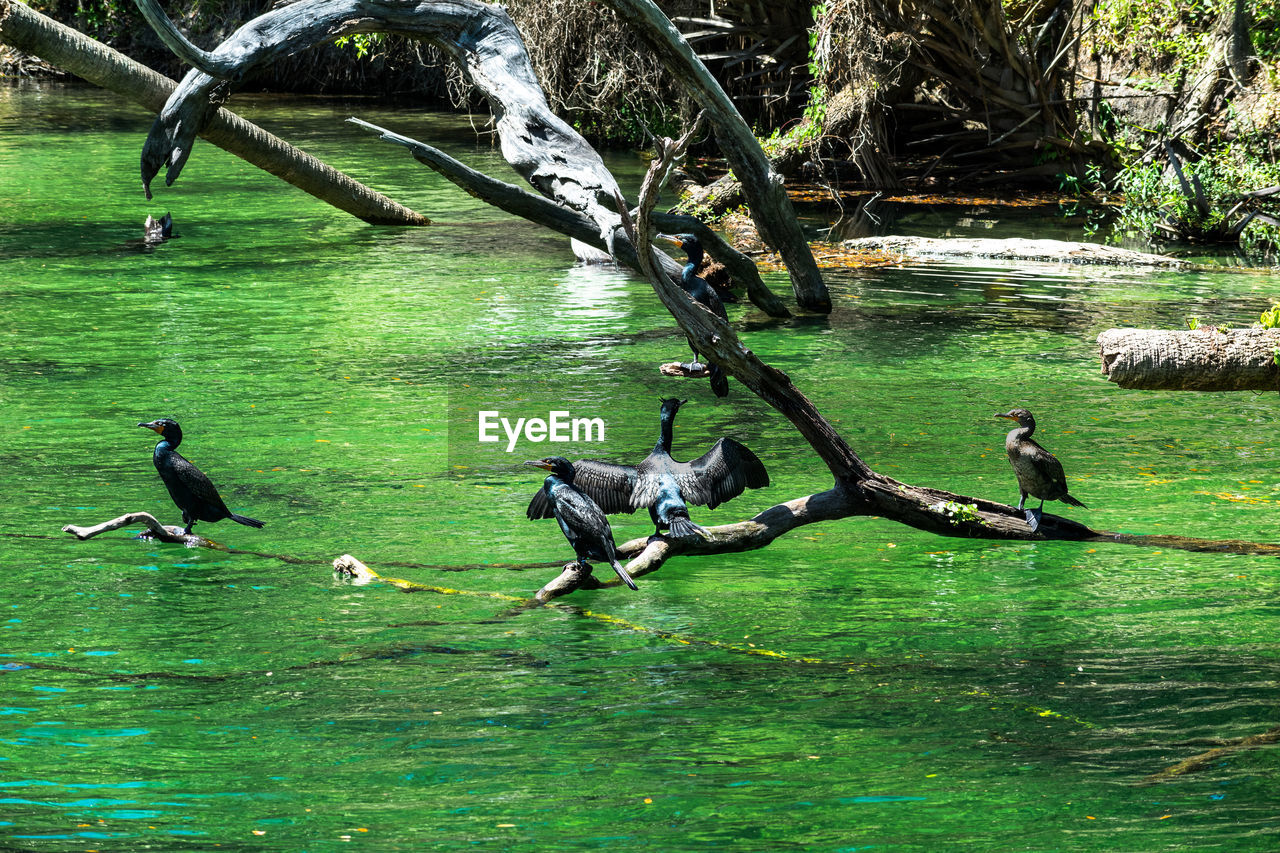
[928, 500, 983, 526]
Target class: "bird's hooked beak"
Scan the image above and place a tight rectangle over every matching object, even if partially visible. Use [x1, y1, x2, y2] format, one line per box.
[656, 234, 685, 250]
[995, 412, 1019, 422]
[138, 421, 164, 434]
[524, 459, 554, 471]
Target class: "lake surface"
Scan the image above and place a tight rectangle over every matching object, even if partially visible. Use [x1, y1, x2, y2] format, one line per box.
[1, 82, 1278, 851]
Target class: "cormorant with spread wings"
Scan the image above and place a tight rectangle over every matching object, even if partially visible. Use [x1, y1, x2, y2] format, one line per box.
[526, 398, 769, 539]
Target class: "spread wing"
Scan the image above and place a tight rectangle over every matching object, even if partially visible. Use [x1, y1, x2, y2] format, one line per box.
[673, 438, 769, 509]
[526, 460, 639, 519]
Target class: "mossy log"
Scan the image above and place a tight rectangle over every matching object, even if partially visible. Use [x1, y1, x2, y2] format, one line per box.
[1098, 328, 1280, 391]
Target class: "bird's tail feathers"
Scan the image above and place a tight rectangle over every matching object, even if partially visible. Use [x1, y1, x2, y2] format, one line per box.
[1060, 495, 1087, 509]
[668, 515, 708, 539]
[230, 514, 265, 528]
[610, 560, 639, 591]
[709, 365, 729, 398]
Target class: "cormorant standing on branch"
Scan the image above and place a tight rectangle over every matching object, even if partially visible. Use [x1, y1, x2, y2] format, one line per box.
[138, 418, 264, 535]
[527, 398, 769, 540]
[995, 408, 1086, 532]
[658, 233, 730, 398]
[525, 457, 638, 590]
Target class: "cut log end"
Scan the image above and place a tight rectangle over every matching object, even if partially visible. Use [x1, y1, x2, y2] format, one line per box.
[1098, 327, 1280, 391]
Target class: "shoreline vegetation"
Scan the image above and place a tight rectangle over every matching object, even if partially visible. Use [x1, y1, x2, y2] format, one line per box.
[3, 0, 1279, 256]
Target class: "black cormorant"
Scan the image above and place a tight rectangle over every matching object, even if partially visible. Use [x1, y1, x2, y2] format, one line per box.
[527, 398, 769, 539]
[139, 418, 264, 535]
[995, 408, 1086, 531]
[658, 233, 730, 398]
[525, 457, 638, 590]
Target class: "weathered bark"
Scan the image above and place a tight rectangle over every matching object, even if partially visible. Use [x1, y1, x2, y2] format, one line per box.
[347, 117, 790, 317]
[0, 0, 425, 225]
[134, 0, 622, 244]
[1098, 328, 1280, 391]
[598, 0, 832, 313]
[844, 236, 1187, 267]
[62, 512, 226, 549]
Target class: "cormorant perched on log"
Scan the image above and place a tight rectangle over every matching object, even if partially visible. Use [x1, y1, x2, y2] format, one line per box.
[995, 408, 1086, 532]
[524, 457, 638, 590]
[658, 233, 730, 398]
[138, 418, 264, 535]
[527, 398, 769, 539]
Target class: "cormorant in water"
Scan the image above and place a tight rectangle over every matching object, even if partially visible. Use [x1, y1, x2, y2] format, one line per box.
[995, 408, 1086, 532]
[138, 418, 264, 535]
[527, 398, 769, 539]
[658, 233, 730, 397]
[525, 457, 638, 590]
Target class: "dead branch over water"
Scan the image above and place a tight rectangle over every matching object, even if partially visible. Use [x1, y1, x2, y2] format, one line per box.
[0, 0, 425, 225]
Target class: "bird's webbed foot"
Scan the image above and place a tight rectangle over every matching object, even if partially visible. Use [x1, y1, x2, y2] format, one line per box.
[1024, 508, 1042, 532]
[682, 361, 704, 372]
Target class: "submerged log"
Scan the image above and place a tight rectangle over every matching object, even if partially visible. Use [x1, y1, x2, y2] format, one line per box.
[0, 0, 425, 225]
[1098, 328, 1280, 391]
[842, 236, 1186, 267]
[1146, 724, 1280, 782]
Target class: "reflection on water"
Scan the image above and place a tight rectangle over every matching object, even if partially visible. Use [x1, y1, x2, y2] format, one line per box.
[1, 84, 1278, 851]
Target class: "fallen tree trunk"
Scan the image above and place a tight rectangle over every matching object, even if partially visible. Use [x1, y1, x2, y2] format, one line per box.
[346, 116, 790, 317]
[843, 236, 1186, 267]
[0, 0, 425, 225]
[1098, 327, 1280, 391]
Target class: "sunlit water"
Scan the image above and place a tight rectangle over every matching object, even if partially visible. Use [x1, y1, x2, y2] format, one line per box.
[1, 83, 1277, 851]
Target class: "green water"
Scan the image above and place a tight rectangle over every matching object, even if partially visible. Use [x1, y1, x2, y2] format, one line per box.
[1, 82, 1278, 851]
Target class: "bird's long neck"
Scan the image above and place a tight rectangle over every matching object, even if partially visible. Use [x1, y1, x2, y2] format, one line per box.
[154, 437, 178, 456]
[655, 408, 677, 454]
[1009, 423, 1034, 442]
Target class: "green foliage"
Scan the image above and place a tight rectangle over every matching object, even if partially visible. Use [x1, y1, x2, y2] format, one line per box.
[1113, 143, 1280, 254]
[1092, 0, 1218, 75]
[1259, 303, 1280, 328]
[928, 501, 983, 526]
[760, 84, 828, 157]
[334, 34, 384, 60]
[1186, 316, 1201, 330]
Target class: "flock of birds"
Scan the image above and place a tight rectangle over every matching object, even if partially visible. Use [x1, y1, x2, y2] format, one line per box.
[132, 234, 1088, 584]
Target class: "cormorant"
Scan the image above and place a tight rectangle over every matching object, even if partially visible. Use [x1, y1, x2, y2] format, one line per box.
[658, 233, 730, 398]
[524, 457, 638, 590]
[527, 398, 769, 539]
[138, 418, 264, 535]
[995, 408, 1086, 532]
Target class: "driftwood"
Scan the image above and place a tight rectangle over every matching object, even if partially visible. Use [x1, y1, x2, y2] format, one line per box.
[0, 0, 424, 225]
[842, 236, 1186, 267]
[62, 512, 226, 549]
[1099, 327, 1280, 391]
